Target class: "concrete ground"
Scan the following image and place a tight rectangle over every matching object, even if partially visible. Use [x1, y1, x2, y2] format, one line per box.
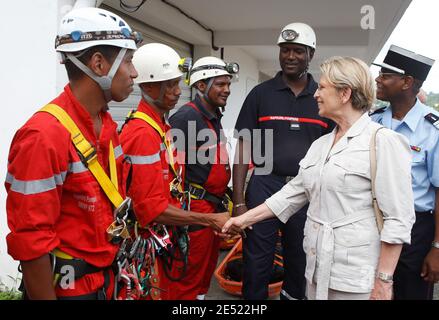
[206, 249, 439, 300]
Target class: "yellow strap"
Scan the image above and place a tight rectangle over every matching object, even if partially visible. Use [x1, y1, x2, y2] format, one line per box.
[109, 140, 118, 189]
[51, 248, 73, 286]
[131, 111, 165, 138]
[189, 182, 203, 198]
[40, 104, 124, 208]
[52, 248, 74, 260]
[189, 183, 233, 214]
[130, 111, 179, 178]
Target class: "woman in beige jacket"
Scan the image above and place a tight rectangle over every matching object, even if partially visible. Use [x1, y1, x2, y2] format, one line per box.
[223, 56, 415, 300]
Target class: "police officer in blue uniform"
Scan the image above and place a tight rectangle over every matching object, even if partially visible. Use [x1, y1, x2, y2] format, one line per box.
[371, 45, 439, 300]
[232, 22, 334, 300]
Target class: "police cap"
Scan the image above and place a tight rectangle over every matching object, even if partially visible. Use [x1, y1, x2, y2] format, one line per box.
[372, 45, 435, 81]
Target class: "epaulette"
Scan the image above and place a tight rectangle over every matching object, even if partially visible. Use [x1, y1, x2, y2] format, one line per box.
[369, 106, 387, 116]
[425, 113, 439, 130]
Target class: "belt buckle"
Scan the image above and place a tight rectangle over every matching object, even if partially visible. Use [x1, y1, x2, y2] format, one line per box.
[114, 197, 132, 222]
[190, 185, 205, 199]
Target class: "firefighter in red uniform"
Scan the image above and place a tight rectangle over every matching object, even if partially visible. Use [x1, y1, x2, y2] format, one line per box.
[119, 44, 229, 300]
[5, 7, 140, 299]
[169, 56, 239, 299]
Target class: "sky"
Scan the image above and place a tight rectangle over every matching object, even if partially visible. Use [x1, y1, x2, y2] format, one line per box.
[374, 0, 439, 93]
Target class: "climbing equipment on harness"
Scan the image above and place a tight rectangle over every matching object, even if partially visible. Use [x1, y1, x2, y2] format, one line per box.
[113, 109, 191, 296]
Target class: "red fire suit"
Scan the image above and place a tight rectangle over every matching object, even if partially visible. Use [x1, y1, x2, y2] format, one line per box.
[169, 100, 231, 299]
[119, 99, 183, 300]
[5, 85, 126, 299]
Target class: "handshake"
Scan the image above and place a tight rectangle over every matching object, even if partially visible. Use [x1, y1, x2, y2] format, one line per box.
[206, 208, 252, 239]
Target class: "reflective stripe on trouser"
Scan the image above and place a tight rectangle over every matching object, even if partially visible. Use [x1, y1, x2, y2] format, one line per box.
[243, 173, 307, 300]
[393, 212, 435, 300]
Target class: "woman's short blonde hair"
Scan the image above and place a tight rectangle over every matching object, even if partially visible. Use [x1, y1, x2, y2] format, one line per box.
[319, 56, 376, 112]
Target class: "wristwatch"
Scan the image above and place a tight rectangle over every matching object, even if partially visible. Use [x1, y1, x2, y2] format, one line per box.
[376, 271, 393, 283]
[432, 241, 439, 249]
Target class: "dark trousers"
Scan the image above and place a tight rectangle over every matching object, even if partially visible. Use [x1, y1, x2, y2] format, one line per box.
[393, 211, 435, 300]
[242, 174, 307, 300]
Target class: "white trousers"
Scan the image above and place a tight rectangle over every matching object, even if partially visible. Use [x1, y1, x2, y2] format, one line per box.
[306, 281, 371, 300]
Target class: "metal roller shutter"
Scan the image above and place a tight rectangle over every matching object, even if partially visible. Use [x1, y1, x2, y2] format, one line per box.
[103, 7, 193, 127]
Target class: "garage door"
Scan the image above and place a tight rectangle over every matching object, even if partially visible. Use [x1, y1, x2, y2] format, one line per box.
[104, 7, 193, 128]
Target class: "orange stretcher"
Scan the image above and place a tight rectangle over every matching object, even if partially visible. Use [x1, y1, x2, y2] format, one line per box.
[214, 238, 283, 297]
[219, 237, 239, 250]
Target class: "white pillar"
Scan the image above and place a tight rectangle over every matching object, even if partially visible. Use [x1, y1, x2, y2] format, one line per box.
[0, 0, 69, 290]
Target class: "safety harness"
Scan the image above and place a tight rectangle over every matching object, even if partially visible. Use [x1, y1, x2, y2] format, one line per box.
[120, 110, 191, 287]
[40, 104, 124, 207]
[27, 104, 131, 299]
[185, 102, 233, 222]
[188, 183, 233, 213]
[126, 110, 186, 204]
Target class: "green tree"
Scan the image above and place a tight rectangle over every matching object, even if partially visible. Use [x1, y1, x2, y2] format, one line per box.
[375, 92, 439, 112]
[426, 92, 439, 111]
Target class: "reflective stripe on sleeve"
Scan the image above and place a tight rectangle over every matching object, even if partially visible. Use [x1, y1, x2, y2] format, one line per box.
[126, 152, 161, 165]
[68, 161, 88, 174]
[6, 171, 66, 195]
[114, 145, 123, 159]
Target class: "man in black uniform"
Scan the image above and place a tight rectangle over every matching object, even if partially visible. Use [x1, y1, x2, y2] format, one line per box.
[233, 22, 334, 300]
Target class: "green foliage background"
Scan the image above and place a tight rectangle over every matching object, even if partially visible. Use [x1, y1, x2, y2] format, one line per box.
[375, 92, 439, 111]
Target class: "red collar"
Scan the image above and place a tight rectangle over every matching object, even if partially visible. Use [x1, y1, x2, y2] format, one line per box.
[51, 84, 116, 144]
[137, 99, 170, 132]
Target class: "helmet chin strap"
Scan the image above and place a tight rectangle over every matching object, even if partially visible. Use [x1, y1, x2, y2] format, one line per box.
[197, 78, 216, 107]
[140, 81, 167, 109]
[65, 47, 127, 102]
[297, 46, 310, 80]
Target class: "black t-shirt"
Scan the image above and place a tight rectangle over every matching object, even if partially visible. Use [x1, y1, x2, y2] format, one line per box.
[234, 72, 334, 176]
[169, 95, 226, 185]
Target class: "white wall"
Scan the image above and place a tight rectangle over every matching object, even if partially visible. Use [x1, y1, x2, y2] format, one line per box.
[0, 0, 74, 289]
[221, 47, 259, 131]
[222, 47, 259, 168]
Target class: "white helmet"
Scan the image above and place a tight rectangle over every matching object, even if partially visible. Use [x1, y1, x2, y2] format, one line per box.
[55, 7, 140, 52]
[133, 43, 190, 84]
[55, 7, 141, 102]
[133, 43, 192, 108]
[277, 22, 316, 49]
[189, 56, 239, 87]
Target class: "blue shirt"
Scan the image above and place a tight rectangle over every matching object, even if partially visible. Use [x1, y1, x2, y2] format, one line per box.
[371, 99, 439, 212]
